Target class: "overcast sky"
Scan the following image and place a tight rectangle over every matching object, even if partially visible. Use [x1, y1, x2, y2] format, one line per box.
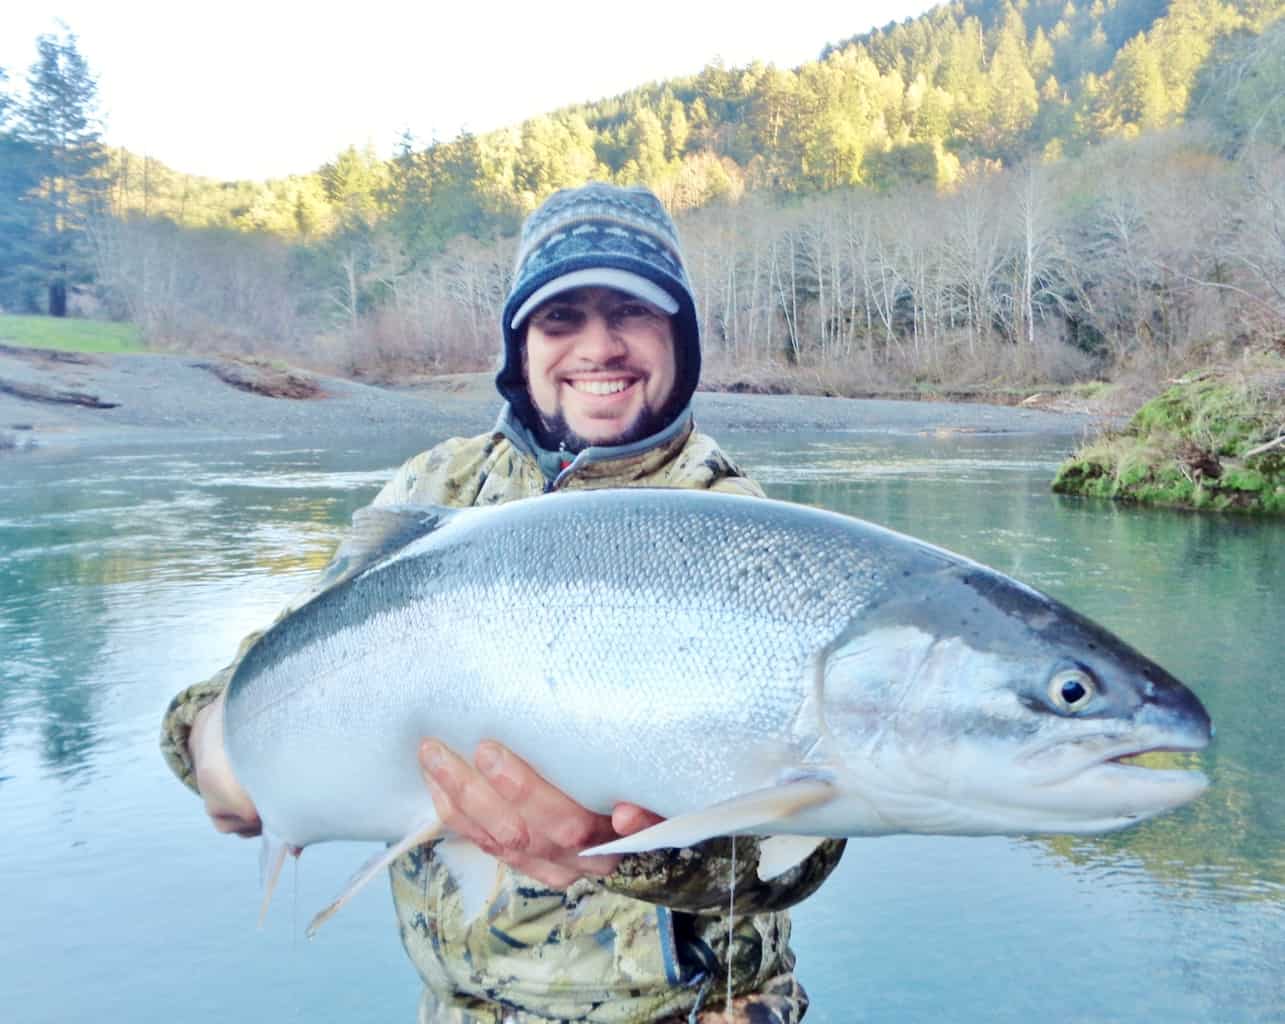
[2, 1, 937, 181]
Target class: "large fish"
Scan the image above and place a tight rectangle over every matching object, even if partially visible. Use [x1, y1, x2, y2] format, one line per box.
[222, 488, 1211, 930]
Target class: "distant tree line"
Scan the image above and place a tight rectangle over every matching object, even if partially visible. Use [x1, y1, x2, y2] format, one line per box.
[1, 2, 1283, 388]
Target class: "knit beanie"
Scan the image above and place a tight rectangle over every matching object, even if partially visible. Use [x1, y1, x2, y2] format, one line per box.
[497, 182, 701, 430]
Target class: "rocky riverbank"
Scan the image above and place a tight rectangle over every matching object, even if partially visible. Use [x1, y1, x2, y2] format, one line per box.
[1052, 355, 1285, 515]
[0, 348, 1096, 454]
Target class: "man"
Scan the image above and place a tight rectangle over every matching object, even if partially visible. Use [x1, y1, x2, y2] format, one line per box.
[162, 183, 845, 1022]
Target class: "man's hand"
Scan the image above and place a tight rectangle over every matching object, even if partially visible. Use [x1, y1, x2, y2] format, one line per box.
[190, 689, 262, 838]
[420, 739, 663, 889]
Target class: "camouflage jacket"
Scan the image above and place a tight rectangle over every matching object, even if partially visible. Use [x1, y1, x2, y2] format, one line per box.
[161, 408, 846, 1023]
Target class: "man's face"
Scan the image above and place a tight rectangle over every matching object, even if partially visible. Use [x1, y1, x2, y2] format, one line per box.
[523, 286, 677, 450]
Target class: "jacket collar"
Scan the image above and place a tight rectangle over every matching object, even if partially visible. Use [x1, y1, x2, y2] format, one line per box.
[494, 403, 695, 489]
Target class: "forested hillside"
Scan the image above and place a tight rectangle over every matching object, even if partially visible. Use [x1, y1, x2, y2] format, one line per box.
[2, 0, 1283, 390]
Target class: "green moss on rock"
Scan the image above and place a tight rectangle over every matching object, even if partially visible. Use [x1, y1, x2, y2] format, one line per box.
[1052, 358, 1285, 515]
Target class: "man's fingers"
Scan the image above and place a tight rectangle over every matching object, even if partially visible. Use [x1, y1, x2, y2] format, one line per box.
[475, 742, 617, 853]
[419, 738, 632, 885]
[611, 803, 664, 837]
[499, 855, 587, 890]
[420, 740, 531, 855]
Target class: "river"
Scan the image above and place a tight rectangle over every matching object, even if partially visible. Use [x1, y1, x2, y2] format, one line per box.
[1, 427, 1281, 1023]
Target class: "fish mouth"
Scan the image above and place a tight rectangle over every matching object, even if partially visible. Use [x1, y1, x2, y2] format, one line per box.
[1099, 745, 1208, 781]
[1065, 740, 1211, 815]
[1021, 731, 1211, 814]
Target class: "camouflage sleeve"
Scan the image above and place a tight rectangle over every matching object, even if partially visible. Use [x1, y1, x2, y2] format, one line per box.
[708, 473, 767, 500]
[604, 837, 846, 915]
[369, 435, 487, 510]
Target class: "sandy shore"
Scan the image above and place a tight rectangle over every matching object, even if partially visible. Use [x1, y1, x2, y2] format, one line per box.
[0, 349, 1096, 453]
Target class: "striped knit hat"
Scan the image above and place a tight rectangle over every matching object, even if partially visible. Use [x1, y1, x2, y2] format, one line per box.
[497, 182, 701, 430]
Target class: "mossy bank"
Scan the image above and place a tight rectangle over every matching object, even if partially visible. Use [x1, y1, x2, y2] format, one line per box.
[1053, 357, 1285, 515]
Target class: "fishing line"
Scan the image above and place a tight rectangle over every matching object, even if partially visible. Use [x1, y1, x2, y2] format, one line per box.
[726, 836, 735, 1022]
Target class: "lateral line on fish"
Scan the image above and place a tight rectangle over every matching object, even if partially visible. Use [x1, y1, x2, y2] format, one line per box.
[306, 817, 444, 938]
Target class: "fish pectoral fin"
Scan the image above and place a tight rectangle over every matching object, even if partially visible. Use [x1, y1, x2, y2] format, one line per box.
[580, 778, 837, 857]
[305, 817, 444, 938]
[756, 836, 828, 882]
[432, 837, 504, 922]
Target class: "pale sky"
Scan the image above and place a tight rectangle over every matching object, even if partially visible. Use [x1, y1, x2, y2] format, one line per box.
[1, 1, 937, 182]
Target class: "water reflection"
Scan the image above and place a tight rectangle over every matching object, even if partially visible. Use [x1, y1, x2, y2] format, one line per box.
[1, 431, 1281, 1024]
[0, 445, 380, 783]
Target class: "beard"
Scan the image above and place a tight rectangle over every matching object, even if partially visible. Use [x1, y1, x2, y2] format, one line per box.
[533, 400, 671, 453]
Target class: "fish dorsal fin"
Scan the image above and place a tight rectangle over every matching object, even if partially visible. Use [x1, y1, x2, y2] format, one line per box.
[317, 504, 459, 592]
[580, 778, 836, 858]
[756, 836, 827, 882]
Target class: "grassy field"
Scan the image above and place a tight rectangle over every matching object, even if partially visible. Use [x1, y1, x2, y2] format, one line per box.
[0, 314, 145, 354]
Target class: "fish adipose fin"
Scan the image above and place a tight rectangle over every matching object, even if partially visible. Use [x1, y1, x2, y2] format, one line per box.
[306, 817, 444, 937]
[756, 836, 828, 881]
[581, 778, 836, 858]
[432, 837, 505, 921]
[317, 504, 460, 591]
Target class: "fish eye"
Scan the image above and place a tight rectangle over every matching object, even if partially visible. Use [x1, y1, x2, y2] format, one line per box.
[1049, 668, 1096, 713]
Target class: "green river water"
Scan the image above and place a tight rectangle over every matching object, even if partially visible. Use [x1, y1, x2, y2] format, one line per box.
[1, 428, 1281, 1022]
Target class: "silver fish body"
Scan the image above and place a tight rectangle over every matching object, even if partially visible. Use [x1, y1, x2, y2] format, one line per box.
[224, 488, 1211, 858]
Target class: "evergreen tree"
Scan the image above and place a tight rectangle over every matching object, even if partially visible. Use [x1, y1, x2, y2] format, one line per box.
[0, 69, 45, 312]
[17, 30, 107, 316]
[987, 8, 1041, 155]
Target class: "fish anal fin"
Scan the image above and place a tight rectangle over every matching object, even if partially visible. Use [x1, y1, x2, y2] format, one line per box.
[257, 833, 296, 928]
[433, 837, 504, 922]
[756, 835, 828, 882]
[581, 779, 836, 858]
[306, 817, 443, 938]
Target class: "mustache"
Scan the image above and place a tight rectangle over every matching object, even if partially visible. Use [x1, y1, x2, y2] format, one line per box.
[557, 361, 647, 377]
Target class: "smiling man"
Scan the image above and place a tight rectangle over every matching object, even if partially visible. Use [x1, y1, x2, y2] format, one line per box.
[522, 285, 677, 450]
[162, 183, 844, 1023]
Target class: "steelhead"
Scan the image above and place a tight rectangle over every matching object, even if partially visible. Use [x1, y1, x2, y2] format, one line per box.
[222, 488, 1211, 927]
